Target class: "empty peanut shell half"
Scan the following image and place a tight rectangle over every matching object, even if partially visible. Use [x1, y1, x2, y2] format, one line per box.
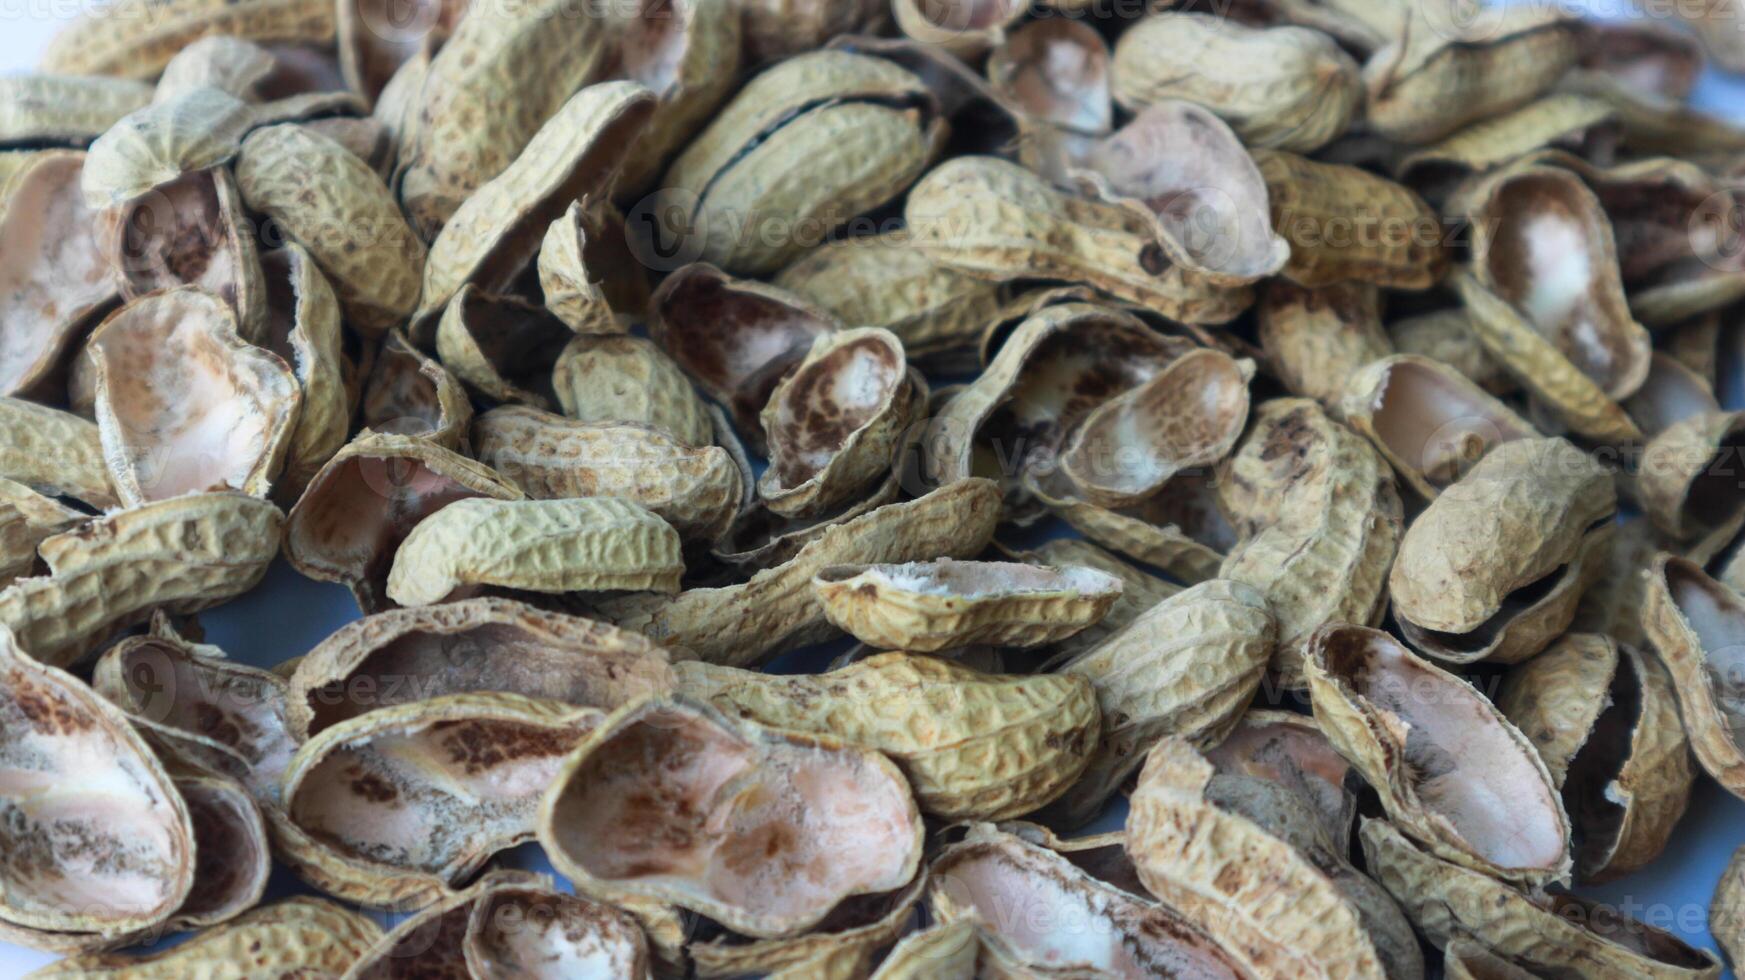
[283, 693, 601, 886]
[537, 198, 649, 336]
[359, 332, 472, 451]
[1643, 556, 1745, 804]
[1305, 623, 1572, 885]
[287, 596, 673, 740]
[676, 651, 1099, 821]
[812, 559, 1122, 652]
[540, 696, 923, 939]
[1498, 633, 1694, 881]
[1638, 410, 1745, 542]
[385, 496, 684, 606]
[1207, 709, 1358, 847]
[88, 287, 299, 505]
[552, 334, 718, 451]
[1339, 353, 1539, 500]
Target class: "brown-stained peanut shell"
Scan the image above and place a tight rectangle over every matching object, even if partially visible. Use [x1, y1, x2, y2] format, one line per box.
[1258, 279, 1392, 409]
[359, 331, 473, 451]
[1638, 411, 1745, 542]
[1253, 148, 1447, 290]
[1305, 623, 1573, 885]
[538, 199, 650, 336]
[540, 695, 923, 939]
[1642, 555, 1745, 804]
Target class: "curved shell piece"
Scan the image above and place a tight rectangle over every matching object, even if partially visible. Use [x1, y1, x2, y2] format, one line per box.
[1454, 163, 1652, 407]
[615, 0, 743, 198]
[0, 493, 281, 669]
[1716, 845, 1745, 974]
[39, 0, 334, 80]
[1115, 14, 1358, 155]
[1253, 149, 1446, 290]
[342, 870, 543, 979]
[92, 633, 297, 806]
[0, 629, 194, 947]
[1361, 818, 1721, 978]
[235, 123, 425, 333]
[676, 652, 1099, 821]
[1626, 351, 1720, 439]
[164, 773, 270, 931]
[1339, 353, 1539, 501]
[0, 74, 151, 148]
[1020, 538, 1182, 668]
[654, 51, 943, 275]
[0, 480, 83, 587]
[1216, 398, 1403, 686]
[538, 199, 649, 336]
[417, 82, 656, 323]
[1389, 307, 1514, 395]
[1258, 279, 1392, 409]
[540, 696, 923, 939]
[1043, 579, 1275, 829]
[1639, 411, 1745, 542]
[759, 328, 912, 518]
[257, 243, 346, 497]
[0, 398, 115, 509]
[1060, 348, 1252, 507]
[1390, 436, 1615, 664]
[595, 479, 1000, 667]
[647, 263, 839, 444]
[1364, 6, 1580, 143]
[283, 433, 523, 611]
[288, 596, 672, 741]
[464, 880, 653, 980]
[88, 287, 299, 505]
[890, 0, 1021, 57]
[866, 921, 977, 980]
[1499, 634, 1694, 881]
[153, 36, 275, 101]
[551, 335, 717, 450]
[772, 231, 1002, 361]
[811, 560, 1122, 653]
[1305, 623, 1572, 884]
[1207, 709, 1357, 847]
[433, 285, 571, 410]
[284, 693, 601, 884]
[926, 826, 1245, 978]
[1125, 738, 1387, 979]
[1395, 93, 1614, 190]
[0, 152, 116, 399]
[395, 0, 615, 239]
[25, 897, 380, 978]
[80, 87, 252, 209]
[386, 496, 684, 606]
[359, 332, 472, 450]
[336, 0, 465, 102]
[1642, 555, 1745, 802]
[905, 155, 1254, 324]
[474, 407, 742, 542]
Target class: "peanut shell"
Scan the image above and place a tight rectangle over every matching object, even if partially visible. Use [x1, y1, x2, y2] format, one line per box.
[1258, 280, 1392, 409]
[40, 0, 334, 79]
[1253, 149, 1447, 289]
[0, 398, 114, 509]
[0, 75, 152, 148]
[537, 199, 649, 336]
[432, 285, 570, 410]
[1641, 555, 1745, 803]
[359, 332, 473, 450]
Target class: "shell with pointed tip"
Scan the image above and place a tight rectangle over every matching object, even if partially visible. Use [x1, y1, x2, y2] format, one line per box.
[283, 433, 523, 612]
[283, 692, 601, 885]
[0, 493, 280, 668]
[905, 155, 1254, 324]
[0, 629, 194, 949]
[541, 696, 923, 939]
[474, 406, 743, 542]
[1361, 818, 1720, 978]
[1499, 633, 1694, 881]
[811, 560, 1121, 653]
[552, 334, 716, 448]
[235, 123, 424, 333]
[677, 652, 1099, 820]
[417, 82, 656, 323]
[925, 826, 1246, 977]
[1339, 353, 1539, 501]
[89, 288, 299, 505]
[593, 479, 1001, 667]
[1390, 436, 1615, 664]
[1216, 398, 1403, 686]
[386, 496, 684, 606]
[0, 152, 116, 399]
[1114, 14, 1359, 152]
[1306, 624, 1573, 884]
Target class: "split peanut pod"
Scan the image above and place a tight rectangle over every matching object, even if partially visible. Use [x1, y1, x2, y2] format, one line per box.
[1642, 556, 1745, 802]
[676, 651, 1099, 821]
[539, 696, 924, 939]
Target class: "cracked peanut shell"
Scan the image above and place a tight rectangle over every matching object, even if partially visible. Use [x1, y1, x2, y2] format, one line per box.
[552, 334, 715, 449]
[1642, 555, 1745, 803]
[676, 651, 1099, 821]
[537, 199, 649, 336]
[0, 397, 114, 510]
[1257, 279, 1392, 410]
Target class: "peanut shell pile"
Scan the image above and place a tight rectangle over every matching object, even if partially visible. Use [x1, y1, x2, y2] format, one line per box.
[4, 0, 1745, 975]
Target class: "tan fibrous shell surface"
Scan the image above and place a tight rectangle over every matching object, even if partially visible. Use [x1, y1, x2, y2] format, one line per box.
[0, 399, 114, 510]
[0, 75, 151, 148]
[286, 595, 674, 741]
[87, 287, 299, 505]
[0, 480, 82, 588]
[1638, 410, 1745, 542]
[384, 496, 684, 606]
[1258, 279, 1392, 409]
[1253, 149, 1447, 290]
[537, 199, 650, 336]
[924, 824, 1248, 978]
[39, 0, 334, 80]
[256, 243, 346, 498]
[432, 285, 572, 411]
[1305, 623, 1573, 885]
[675, 651, 1099, 821]
[539, 696, 924, 939]
[1362, 818, 1721, 979]
[79, 87, 252, 210]
[687, 868, 926, 978]
[1642, 556, 1745, 803]
[1389, 436, 1615, 664]
[1206, 709, 1358, 847]
[1124, 738, 1388, 979]
[281, 692, 602, 886]
[1498, 633, 1695, 881]
[811, 559, 1122, 653]
[0, 629, 194, 950]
